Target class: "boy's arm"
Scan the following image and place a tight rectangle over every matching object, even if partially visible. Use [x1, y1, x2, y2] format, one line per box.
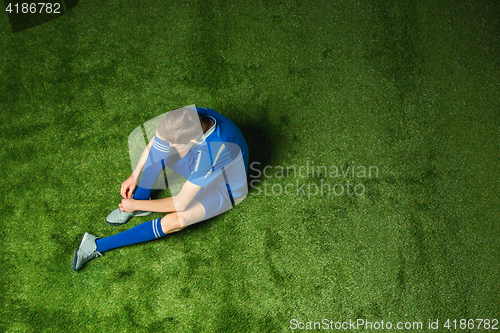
[121, 180, 203, 213]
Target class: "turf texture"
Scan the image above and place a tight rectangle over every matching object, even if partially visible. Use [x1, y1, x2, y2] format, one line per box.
[1, 0, 499, 332]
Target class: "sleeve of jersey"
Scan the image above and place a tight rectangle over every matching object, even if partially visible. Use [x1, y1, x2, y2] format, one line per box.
[187, 142, 234, 187]
[151, 134, 171, 154]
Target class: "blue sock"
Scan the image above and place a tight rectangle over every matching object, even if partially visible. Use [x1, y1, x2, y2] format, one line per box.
[133, 186, 151, 200]
[96, 218, 165, 253]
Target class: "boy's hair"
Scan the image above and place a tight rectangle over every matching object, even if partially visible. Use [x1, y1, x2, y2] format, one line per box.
[157, 107, 203, 144]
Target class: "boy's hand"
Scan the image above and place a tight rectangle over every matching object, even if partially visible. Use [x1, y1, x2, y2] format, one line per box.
[121, 175, 137, 199]
[119, 198, 136, 213]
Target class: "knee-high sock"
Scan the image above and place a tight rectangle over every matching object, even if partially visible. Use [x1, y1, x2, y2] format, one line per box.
[96, 218, 165, 253]
[134, 134, 172, 200]
[133, 186, 152, 200]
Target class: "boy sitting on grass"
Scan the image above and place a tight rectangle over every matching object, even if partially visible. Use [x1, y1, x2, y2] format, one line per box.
[72, 106, 249, 271]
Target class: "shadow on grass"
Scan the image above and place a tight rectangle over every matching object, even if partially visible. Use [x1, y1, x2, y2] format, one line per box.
[177, 105, 283, 234]
[224, 104, 282, 183]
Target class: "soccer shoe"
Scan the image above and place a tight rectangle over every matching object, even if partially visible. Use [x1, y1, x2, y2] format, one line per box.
[105, 208, 152, 226]
[72, 232, 102, 271]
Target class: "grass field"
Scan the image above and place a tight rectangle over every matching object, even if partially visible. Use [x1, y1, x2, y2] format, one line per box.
[1, 0, 499, 332]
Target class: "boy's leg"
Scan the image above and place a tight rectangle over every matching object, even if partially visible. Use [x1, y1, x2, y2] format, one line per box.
[73, 199, 207, 270]
[133, 161, 165, 200]
[97, 199, 206, 253]
[133, 140, 174, 200]
[106, 138, 175, 224]
[161, 199, 206, 232]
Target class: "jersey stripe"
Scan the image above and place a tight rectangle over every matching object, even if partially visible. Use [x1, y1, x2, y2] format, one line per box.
[205, 144, 225, 179]
[194, 151, 202, 172]
[152, 137, 171, 153]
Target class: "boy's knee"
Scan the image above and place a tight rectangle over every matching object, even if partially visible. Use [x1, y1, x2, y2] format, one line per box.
[160, 213, 185, 234]
[177, 215, 187, 227]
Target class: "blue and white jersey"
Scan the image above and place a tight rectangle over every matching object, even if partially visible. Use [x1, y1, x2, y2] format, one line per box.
[162, 107, 249, 196]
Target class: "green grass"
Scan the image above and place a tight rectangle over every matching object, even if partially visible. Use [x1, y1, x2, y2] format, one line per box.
[1, 0, 499, 332]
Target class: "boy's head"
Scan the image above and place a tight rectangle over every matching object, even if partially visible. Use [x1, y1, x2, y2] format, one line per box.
[157, 107, 203, 145]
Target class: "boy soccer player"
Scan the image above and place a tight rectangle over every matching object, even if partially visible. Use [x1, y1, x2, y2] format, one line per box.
[72, 106, 249, 271]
